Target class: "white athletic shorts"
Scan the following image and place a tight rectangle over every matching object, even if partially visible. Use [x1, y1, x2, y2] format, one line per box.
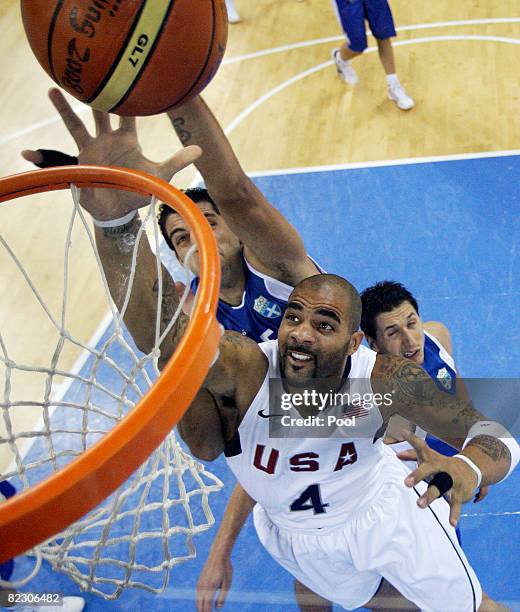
[253, 456, 482, 611]
[387, 439, 418, 471]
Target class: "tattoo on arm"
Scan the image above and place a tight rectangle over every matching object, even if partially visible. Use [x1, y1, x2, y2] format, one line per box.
[382, 356, 483, 431]
[101, 215, 140, 254]
[389, 359, 437, 403]
[466, 435, 511, 463]
[219, 331, 258, 355]
[172, 117, 192, 145]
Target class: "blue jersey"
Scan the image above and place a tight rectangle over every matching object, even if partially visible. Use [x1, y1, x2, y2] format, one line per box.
[421, 332, 462, 544]
[422, 331, 458, 457]
[191, 255, 320, 343]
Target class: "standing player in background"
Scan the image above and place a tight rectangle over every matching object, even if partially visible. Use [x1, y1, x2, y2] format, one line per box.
[330, 0, 414, 110]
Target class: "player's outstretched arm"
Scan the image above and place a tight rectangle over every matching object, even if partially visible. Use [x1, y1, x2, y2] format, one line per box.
[175, 329, 267, 461]
[374, 355, 519, 523]
[167, 96, 318, 286]
[376, 355, 515, 480]
[196, 483, 256, 612]
[29, 89, 200, 359]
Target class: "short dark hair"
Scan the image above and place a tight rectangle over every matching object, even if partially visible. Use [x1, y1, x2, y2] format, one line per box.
[294, 273, 361, 333]
[360, 281, 419, 339]
[157, 187, 219, 252]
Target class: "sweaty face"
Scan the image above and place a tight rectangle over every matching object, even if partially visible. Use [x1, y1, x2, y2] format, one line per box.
[372, 301, 425, 364]
[278, 285, 359, 384]
[164, 200, 242, 277]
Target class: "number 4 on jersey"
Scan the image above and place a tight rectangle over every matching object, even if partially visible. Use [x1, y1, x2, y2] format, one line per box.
[290, 484, 329, 514]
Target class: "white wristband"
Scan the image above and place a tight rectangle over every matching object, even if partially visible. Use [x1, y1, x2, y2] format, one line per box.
[92, 210, 137, 228]
[453, 454, 482, 488]
[463, 420, 520, 482]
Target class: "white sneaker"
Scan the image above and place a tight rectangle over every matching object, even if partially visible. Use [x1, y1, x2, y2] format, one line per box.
[388, 83, 414, 110]
[62, 596, 85, 612]
[331, 49, 358, 85]
[13, 597, 85, 612]
[46, 596, 85, 612]
[225, 0, 241, 23]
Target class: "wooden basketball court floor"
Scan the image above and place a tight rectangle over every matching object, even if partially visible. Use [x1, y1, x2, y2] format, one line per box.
[1, 0, 520, 609]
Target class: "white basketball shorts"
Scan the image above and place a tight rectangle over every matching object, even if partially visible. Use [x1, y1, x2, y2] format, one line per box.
[253, 454, 482, 611]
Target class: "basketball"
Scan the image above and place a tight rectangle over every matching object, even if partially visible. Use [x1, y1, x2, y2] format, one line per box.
[20, 0, 228, 116]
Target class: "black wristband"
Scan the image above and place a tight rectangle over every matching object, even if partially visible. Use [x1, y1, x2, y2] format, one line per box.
[428, 472, 453, 496]
[35, 149, 79, 168]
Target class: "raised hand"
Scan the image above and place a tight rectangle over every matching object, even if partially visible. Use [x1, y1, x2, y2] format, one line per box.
[401, 432, 479, 526]
[397, 445, 489, 504]
[38, 88, 201, 221]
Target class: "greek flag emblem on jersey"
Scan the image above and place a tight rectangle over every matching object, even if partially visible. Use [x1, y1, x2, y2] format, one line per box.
[253, 296, 282, 319]
[436, 367, 453, 391]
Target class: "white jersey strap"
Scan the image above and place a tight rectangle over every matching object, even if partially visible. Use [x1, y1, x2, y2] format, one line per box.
[244, 254, 324, 301]
[424, 330, 456, 371]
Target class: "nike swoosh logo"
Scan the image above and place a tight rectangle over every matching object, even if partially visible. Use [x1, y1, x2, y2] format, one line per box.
[257, 409, 285, 419]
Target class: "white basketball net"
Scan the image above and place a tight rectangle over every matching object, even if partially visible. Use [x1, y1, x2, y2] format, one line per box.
[0, 184, 223, 599]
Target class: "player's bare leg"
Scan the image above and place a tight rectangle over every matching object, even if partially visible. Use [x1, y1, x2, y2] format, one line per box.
[364, 579, 418, 611]
[479, 592, 510, 611]
[294, 579, 332, 612]
[331, 43, 362, 85]
[376, 37, 395, 75]
[339, 42, 362, 63]
[364, 580, 508, 611]
[376, 37, 414, 110]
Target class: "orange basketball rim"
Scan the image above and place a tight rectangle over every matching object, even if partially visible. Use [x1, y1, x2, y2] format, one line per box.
[0, 166, 221, 563]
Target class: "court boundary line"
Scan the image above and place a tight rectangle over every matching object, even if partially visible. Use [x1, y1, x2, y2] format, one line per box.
[246, 149, 520, 178]
[462, 511, 520, 518]
[152, 586, 520, 606]
[0, 105, 89, 147]
[224, 34, 520, 136]
[223, 17, 520, 64]
[3, 20, 520, 147]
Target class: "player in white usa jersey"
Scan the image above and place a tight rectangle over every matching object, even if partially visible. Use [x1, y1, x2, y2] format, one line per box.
[159, 272, 517, 611]
[226, 341, 385, 531]
[197, 282, 501, 611]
